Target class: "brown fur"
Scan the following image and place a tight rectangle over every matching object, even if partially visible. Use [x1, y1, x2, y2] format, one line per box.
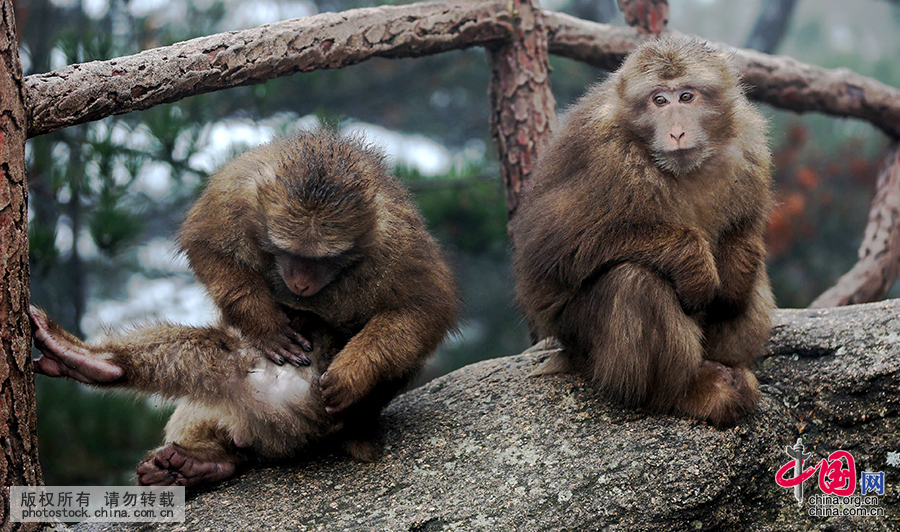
[32, 130, 458, 486]
[512, 38, 773, 427]
[31, 306, 340, 486]
[179, 129, 458, 415]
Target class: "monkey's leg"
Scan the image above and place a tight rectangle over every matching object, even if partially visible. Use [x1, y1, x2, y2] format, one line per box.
[31, 306, 259, 402]
[136, 403, 241, 487]
[693, 270, 774, 426]
[558, 263, 759, 426]
[557, 263, 705, 412]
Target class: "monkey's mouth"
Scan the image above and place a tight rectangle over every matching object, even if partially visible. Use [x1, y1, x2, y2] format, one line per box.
[667, 147, 699, 158]
[654, 148, 704, 177]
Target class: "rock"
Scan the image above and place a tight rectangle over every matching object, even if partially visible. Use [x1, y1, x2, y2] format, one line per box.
[72, 302, 900, 532]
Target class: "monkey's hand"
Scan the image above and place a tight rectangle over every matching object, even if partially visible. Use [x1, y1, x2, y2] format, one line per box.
[29, 306, 126, 384]
[247, 314, 314, 367]
[670, 236, 720, 314]
[319, 360, 370, 415]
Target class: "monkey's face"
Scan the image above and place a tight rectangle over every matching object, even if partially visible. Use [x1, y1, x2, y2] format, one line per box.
[260, 190, 371, 298]
[643, 86, 714, 176]
[272, 250, 357, 297]
[616, 38, 742, 177]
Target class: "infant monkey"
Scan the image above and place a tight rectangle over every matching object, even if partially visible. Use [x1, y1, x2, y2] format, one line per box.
[32, 308, 338, 486]
[32, 130, 459, 486]
[513, 38, 774, 426]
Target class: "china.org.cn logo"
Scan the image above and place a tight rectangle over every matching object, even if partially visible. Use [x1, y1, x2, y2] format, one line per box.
[775, 439, 886, 517]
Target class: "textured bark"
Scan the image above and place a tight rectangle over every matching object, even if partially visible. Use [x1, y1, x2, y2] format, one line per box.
[25, 2, 900, 141]
[487, 0, 558, 219]
[810, 144, 900, 308]
[25, 0, 513, 137]
[544, 15, 900, 139]
[0, 0, 42, 530]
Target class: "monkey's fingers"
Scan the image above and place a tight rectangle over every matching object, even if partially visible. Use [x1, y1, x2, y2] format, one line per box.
[29, 307, 124, 384]
[265, 342, 311, 367]
[319, 369, 365, 415]
[287, 329, 314, 352]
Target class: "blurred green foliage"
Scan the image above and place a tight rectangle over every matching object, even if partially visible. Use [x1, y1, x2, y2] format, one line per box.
[21, 0, 900, 485]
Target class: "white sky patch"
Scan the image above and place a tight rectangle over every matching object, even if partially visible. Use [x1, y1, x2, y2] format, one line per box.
[830, 25, 854, 53]
[77, 230, 99, 260]
[137, 238, 191, 273]
[127, 0, 172, 18]
[83, 0, 109, 19]
[220, 0, 317, 31]
[54, 220, 73, 255]
[49, 48, 68, 71]
[191, 115, 452, 177]
[190, 119, 278, 173]
[341, 123, 452, 176]
[135, 161, 175, 199]
[82, 275, 218, 339]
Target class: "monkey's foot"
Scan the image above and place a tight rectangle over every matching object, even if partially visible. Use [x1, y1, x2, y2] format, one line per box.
[29, 306, 125, 385]
[679, 361, 759, 427]
[136, 443, 237, 487]
[343, 437, 380, 463]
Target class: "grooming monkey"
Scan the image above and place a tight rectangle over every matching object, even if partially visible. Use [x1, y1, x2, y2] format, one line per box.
[32, 129, 459, 485]
[512, 38, 774, 426]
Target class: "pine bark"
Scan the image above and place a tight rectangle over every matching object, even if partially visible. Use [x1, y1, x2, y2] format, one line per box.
[486, 0, 558, 219]
[810, 144, 900, 308]
[0, 0, 42, 530]
[25, 0, 513, 137]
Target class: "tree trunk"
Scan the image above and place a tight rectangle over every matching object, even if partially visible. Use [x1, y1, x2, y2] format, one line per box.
[486, 0, 558, 221]
[810, 143, 900, 308]
[743, 0, 799, 54]
[0, 0, 42, 530]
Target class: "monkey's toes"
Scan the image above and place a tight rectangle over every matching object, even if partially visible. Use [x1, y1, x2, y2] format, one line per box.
[136, 443, 236, 487]
[29, 307, 125, 384]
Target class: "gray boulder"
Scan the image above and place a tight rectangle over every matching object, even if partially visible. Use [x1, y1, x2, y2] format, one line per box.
[72, 301, 900, 531]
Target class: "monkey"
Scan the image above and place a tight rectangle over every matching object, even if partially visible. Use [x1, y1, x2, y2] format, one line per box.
[177, 129, 458, 418]
[31, 129, 458, 485]
[511, 37, 774, 427]
[31, 306, 340, 487]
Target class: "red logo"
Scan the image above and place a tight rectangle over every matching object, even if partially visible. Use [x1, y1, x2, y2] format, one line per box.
[776, 439, 857, 505]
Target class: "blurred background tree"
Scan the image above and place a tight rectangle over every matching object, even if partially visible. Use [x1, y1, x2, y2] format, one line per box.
[20, 0, 900, 484]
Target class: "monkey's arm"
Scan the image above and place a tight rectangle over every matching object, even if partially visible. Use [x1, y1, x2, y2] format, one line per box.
[561, 222, 720, 312]
[319, 308, 453, 414]
[186, 245, 312, 366]
[709, 221, 766, 317]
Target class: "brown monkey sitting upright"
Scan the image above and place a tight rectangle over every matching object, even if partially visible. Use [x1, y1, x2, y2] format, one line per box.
[32, 129, 458, 486]
[512, 38, 774, 427]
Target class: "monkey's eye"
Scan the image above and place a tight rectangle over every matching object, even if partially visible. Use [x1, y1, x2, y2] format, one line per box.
[679, 91, 694, 103]
[653, 95, 668, 106]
